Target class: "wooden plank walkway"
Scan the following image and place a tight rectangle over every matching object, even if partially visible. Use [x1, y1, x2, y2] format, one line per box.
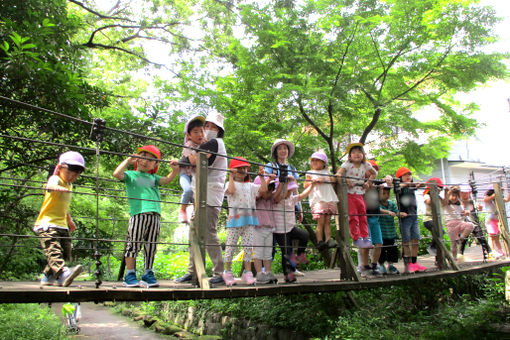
[1, 245, 508, 304]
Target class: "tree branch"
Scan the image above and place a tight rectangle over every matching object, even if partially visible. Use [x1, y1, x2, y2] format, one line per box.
[68, 0, 135, 22]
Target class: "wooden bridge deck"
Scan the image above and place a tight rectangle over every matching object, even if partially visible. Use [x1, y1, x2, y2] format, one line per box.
[1, 246, 508, 304]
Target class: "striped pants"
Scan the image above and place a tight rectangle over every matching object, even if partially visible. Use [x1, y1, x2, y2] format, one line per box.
[125, 213, 161, 270]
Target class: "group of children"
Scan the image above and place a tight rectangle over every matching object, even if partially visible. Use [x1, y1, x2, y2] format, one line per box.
[34, 117, 508, 287]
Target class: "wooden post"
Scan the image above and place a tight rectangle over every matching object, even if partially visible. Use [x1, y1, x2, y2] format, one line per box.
[334, 177, 360, 281]
[429, 183, 459, 270]
[190, 153, 210, 289]
[493, 182, 510, 255]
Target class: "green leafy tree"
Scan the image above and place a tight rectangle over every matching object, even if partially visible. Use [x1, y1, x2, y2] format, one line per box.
[182, 0, 508, 175]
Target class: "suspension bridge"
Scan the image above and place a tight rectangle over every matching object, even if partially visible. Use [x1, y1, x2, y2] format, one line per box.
[1, 95, 510, 304]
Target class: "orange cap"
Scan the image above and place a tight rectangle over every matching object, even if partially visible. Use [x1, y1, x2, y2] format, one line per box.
[395, 167, 411, 178]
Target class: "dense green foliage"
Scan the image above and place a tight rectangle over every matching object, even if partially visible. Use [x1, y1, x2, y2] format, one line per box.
[116, 270, 509, 339]
[0, 304, 66, 340]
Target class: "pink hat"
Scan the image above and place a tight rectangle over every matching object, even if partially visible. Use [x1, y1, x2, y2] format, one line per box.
[310, 150, 328, 165]
[54, 151, 85, 175]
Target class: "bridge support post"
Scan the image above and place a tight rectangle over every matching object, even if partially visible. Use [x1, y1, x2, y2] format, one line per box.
[189, 153, 210, 289]
[429, 183, 459, 270]
[335, 177, 360, 281]
[493, 182, 510, 256]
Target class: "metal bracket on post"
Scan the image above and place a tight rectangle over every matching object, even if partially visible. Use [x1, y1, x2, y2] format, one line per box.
[493, 182, 510, 255]
[335, 176, 360, 281]
[89, 118, 106, 288]
[190, 152, 210, 289]
[429, 182, 459, 270]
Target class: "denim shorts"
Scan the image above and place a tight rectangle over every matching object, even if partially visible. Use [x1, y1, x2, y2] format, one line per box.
[400, 215, 420, 242]
[367, 216, 383, 245]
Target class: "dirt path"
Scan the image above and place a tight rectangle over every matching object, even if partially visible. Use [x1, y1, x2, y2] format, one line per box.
[51, 302, 172, 339]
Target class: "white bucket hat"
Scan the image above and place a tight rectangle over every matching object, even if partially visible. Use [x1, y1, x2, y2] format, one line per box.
[271, 139, 295, 159]
[205, 111, 224, 133]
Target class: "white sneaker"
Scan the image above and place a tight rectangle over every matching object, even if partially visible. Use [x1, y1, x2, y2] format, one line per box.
[294, 269, 305, 277]
[58, 265, 83, 287]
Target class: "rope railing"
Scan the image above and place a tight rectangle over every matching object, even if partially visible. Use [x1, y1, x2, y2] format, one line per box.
[1, 96, 510, 289]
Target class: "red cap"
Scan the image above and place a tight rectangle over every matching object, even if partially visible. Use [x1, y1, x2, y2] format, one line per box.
[395, 167, 411, 178]
[229, 157, 250, 169]
[135, 145, 161, 174]
[424, 177, 443, 195]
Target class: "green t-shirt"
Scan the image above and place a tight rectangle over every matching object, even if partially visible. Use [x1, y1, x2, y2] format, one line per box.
[379, 200, 399, 239]
[123, 170, 162, 216]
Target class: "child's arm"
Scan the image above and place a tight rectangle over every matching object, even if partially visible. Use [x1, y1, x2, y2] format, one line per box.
[273, 180, 285, 203]
[336, 167, 354, 188]
[380, 208, 396, 217]
[113, 156, 136, 181]
[304, 174, 313, 189]
[67, 212, 76, 232]
[225, 169, 236, 195]
[297, 182, 314, 201]
[505, 193, 510, 203]
[45, 176, 71, 192]
[159, 160, 180, 185]
[256, 166, 268, 196]
[484, 193, 495, 203]
[363, 168, 377, 190]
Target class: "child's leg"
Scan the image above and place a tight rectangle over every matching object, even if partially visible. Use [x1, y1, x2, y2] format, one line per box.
[347, 194, 361, 241]
[179, 173, 193, 220]
[241, 226, 255, 271]
[361, 248, 369, 266]
[224, 227, 243, 272]
[451, 240, 458, 259]
[367, 217, 382, 265]
[125, 214, 149, 271]
[142, 214, 161, 271]
[289, 226, 309, 256]
[253, 228, 264, 274]
[316, 216, 325, 242]
[493, 235, 504, 254]
[179, 173, 193, 205]
[323, 215, 332, 241]
[38, 228, 67, 277]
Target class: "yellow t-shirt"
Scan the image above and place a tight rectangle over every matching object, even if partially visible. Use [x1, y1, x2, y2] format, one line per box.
[34, 175, 72, 230]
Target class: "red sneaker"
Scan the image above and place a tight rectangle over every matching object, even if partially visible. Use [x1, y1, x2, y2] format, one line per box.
[406, 262, 418, 273]
[414, 263, 427, 272]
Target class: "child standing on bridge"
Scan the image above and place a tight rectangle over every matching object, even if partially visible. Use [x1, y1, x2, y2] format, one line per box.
[35, 151, 85, 287]
[223, 158, 268, 286]
[395, 167, 427, 273]
[378, 184, 401, 275]
[336, 143, 377, 278]
[114, 145, 179, 288]
[304, 150, 339, 250]
[483, 188, 509, 258]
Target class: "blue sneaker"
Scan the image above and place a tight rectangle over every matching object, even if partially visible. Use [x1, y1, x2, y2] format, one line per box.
[40, 273, 56, 286]
[141, 270, 159, 288]
[388, 264, 400, 275]
[123, 271, 140, 287]
[379, 264, 388, 275]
